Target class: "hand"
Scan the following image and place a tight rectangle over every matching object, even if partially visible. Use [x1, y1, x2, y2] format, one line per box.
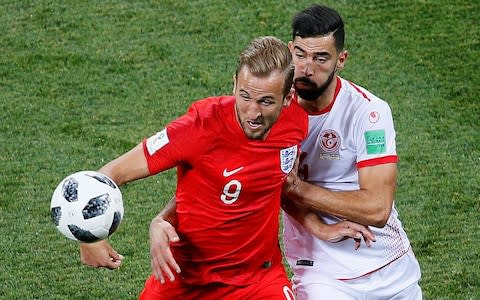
[79, 240, 124, 269]
[303, 211, 376, 250]
[283, 155, 300, 195]
[150, 217, 181, 284]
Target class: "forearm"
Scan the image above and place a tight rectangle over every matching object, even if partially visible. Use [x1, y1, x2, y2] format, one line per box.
[286, 180, 390, 227]
[99, 143, 150, 187]
[282, 197, 329, 236]
[282, 197, 376, 247]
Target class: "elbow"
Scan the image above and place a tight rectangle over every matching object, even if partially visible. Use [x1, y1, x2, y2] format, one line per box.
[371, 214, 388, 228]
[370, 204, 392, 228]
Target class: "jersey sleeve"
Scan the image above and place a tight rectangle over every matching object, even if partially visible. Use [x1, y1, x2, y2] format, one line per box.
[142, 103, 205, 175]
[355, 99, 398, 168]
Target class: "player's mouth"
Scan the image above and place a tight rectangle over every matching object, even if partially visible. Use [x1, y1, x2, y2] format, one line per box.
[294, 78, 317, 89]
[295, 82, 313, 90]
[246, 120, 263, 130]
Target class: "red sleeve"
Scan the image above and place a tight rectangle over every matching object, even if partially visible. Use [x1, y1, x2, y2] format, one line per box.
[356, 155, 398, 168]
[142, 104, 205, 175]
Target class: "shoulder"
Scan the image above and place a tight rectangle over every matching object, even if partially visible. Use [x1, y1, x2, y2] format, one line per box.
[338, 78, 392, 114]
[189, 96, 235, 116]
[179, 95, 234, 126]
[164, 96, 235, 155]
[165, 96, 232, 141]
[273, 100, 309, 141]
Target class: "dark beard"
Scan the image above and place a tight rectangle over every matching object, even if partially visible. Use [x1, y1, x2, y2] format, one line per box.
[294, 69, 336, 101]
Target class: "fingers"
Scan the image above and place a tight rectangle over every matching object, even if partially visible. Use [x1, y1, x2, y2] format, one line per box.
[150, 220, 181, 284]
[107, 243, 124, 261]
[165, 226, 180, 244]
[355, 224, 376, 247]
[151, 244, 179, 283]
[354, 238, 361, 250]
[151, 253, 168, 284]
[340, 221, 376, 249]
[106, 248, 124, 269]
[79, 240, 124, 269]
[104, 256, 123, 269]
[164, 245, 181, 275]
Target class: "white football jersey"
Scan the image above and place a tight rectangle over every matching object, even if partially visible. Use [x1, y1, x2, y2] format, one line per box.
[284, 77, 413, 279]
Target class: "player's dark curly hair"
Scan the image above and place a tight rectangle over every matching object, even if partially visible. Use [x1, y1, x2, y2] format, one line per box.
[292, 4, 345, 51]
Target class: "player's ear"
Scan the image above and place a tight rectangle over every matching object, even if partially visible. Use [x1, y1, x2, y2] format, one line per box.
[287, 41, 294, 54]
[282, 88, 294, 107]
[336, 50, 348, 72]
[232, 74, 237, 94]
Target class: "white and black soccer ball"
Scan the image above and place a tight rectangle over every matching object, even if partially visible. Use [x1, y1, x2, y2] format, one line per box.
[50, 171, 124, 243]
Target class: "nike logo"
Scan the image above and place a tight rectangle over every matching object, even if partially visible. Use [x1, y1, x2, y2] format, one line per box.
[223, 166, 244, 177]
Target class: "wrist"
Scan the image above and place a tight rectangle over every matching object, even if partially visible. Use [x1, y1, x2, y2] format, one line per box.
[286, 177, 301, 198]
[152, 213, 177, 227]
[150, 215, 166, 232]
[304, 212, 327, 240]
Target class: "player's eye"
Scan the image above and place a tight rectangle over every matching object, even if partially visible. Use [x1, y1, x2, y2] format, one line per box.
[259, 98, 273, 106]
[240, 92, 250, 100]
[295, 51, 305, 59]
[314, 56, 328, 64]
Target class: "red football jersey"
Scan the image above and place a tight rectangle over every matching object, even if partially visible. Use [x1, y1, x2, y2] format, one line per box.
[143, 96, 308, 285]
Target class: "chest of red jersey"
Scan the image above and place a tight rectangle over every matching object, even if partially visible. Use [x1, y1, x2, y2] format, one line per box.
[176, 139, 297, 210]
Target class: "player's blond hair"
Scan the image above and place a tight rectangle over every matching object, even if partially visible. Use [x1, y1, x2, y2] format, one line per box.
[236, 36, 294, 97]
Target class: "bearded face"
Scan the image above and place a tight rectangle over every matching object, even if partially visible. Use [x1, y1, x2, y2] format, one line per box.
[289, 36, 345, 102]
[293, 67, 336, 101]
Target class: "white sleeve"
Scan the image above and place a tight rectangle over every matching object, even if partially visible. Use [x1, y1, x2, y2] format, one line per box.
[355, 99, 397, 163]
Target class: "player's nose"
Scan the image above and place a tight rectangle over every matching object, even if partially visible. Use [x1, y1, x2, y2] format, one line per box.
[246, 102, 261, 119]
[303, 61, 314, 77]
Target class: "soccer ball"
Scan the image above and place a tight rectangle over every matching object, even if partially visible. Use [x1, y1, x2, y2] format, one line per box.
[50, 171, 124, 243]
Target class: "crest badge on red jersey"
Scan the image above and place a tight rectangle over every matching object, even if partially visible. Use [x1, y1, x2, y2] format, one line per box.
[280, 145, 298, 174]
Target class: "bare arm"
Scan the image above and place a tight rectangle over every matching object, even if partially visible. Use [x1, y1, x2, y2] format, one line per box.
[98, 142, 150, 186]
[284, 163, 397, 227]
[80, 142, 150, 269]
[281, 197, 375, 249]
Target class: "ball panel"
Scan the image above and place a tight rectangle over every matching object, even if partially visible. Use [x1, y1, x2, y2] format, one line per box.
[109, 211, 122, 235]
[82, 193, 111, 219]
[68, 224, 101, 243]
[51, 206, 62, 226]
[62, 177, 79, 202]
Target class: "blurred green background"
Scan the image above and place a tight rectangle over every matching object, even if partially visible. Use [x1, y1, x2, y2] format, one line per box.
[1, 1, 478, 298]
